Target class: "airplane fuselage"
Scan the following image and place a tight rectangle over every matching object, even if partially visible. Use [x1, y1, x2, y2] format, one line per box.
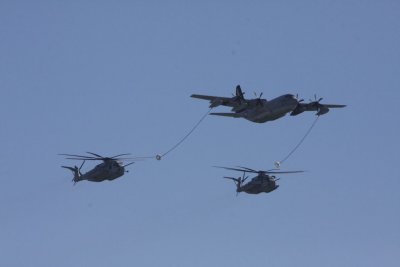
[238, 94, 298, 123]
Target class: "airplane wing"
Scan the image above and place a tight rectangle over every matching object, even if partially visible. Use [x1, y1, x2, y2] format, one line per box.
[191, 94, 231, 101]
[290, 102, 346, 116]
[209, 112, 242, 118]
[322, 104, 346, 108]
[191, 94, 242, 108]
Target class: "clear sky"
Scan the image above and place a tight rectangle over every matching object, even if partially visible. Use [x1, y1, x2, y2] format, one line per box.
[1, 1, 399, 266]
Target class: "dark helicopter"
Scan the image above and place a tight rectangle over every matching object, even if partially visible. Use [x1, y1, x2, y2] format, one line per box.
[60, 152, 135, 184]
[216, 166, 304, 195]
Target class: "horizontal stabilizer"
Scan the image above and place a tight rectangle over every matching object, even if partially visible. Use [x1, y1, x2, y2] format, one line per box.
[191, 94, 218, 101]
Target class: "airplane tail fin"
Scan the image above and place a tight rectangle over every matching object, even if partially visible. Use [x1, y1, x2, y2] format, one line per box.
[235, 85, 245, 100]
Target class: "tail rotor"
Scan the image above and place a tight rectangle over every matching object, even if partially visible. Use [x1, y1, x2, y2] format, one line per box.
[62, 160, 85, 185]
[223, 171, 248, 196]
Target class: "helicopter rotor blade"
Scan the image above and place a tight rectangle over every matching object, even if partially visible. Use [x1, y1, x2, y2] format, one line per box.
[85, 152, 131, 160]
[61, 152, 136, 162]
[214, 166, 255, 173]
[263, 170, 305, 174]
[86, 152, 104, 158]
[110, 157, 137, 161]
[63, 157, 103, 161]
[215, 166, 304, 175]
[79, 160, 85, 170]
[236, 166, 258, 173]
[123, 162, 135, 168]
[59, 153, 99, 159]
[109, 153, 131, 159]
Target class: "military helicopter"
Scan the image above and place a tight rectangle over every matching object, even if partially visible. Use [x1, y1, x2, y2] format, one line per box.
[60, 152, 135, 184]
[216, 166, 304, 195]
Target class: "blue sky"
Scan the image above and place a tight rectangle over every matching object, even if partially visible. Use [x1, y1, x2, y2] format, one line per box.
[1, 1, 399, 266]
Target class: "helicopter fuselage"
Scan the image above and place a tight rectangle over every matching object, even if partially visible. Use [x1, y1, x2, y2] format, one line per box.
[67, 160, 125, 182]
[238, 174, 279, 194]
[79, 160, 125, 182]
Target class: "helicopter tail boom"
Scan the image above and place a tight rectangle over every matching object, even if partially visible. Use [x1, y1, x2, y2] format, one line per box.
[62, 160, 85, 184]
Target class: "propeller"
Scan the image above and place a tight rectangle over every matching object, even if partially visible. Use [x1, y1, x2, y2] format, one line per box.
[254, 92, 263, 98]
[253, 92, 264, 106]
[309, 94, 329, 116]
[309, 94, 323, 103]
[295, 94, 304, 102]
